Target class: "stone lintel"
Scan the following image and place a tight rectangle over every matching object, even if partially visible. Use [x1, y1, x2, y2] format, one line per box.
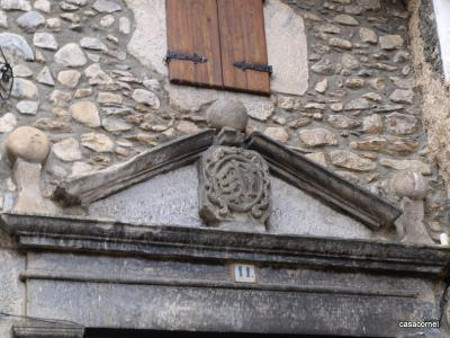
[1, 212, 449, 276]
[245, 132, 402, 231]
[13, 324, 84, 338]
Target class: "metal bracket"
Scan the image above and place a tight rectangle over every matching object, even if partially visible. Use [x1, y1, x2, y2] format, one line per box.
[233, 61, 273, 75]
[165, 50, 208, 64]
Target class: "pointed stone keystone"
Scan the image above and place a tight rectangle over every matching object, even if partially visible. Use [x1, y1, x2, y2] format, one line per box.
[5, 126, 60, 214]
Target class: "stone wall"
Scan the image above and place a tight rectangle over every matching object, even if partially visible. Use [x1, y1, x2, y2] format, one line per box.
[0, 0, 446, 236]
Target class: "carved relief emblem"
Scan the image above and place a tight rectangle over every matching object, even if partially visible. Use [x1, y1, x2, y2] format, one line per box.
[199, 146, 271, 229]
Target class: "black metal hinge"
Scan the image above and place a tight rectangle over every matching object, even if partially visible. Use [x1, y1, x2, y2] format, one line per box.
[165, 50, 208, 64]
[233, 61, 273, 75]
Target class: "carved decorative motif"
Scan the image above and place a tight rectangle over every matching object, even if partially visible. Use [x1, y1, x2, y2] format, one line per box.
[199, 146, 271, 228]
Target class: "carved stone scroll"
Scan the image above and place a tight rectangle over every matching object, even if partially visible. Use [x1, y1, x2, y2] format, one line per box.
[199, 146, 271, 230]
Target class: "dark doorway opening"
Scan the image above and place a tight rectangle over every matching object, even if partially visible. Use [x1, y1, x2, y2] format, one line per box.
[84, 328, 373, 338]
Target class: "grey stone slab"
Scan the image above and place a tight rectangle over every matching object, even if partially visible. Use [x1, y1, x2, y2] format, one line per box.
[25, 279, 438, 337]
[90, 165, 201, 227]
[270, 176, 373, 239]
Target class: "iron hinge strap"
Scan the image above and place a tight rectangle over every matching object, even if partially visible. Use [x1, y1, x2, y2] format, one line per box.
[233, 61, 273, 75]
[165, 50, 208, 64]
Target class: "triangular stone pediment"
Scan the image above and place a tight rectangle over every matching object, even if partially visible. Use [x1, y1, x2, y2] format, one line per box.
[52, 129, 401, 240]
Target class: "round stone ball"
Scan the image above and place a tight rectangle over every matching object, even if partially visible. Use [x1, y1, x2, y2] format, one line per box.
[5, 126, 50, 164]
[391, 169, 428, 201]
[206, 99, 248, 132]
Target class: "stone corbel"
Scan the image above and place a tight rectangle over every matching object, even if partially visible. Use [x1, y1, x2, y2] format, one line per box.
[5, 126, 60, 214]
[391, 169, 434, 245]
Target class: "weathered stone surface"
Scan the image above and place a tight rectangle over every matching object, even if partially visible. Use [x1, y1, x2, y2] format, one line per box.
[328, 115, 361, 129]
[33, 32, 58, 50]
[75, 88, 93, 98]
[57, 70, 81, 88]
[199, 147, 271, 229]
[35, 118, 71, 132]
[350, 136, 417, 155]
[314, 79, 328, 93]
[305, 152, 327, 166]
[329, 150, 376, 172]
[84, 63, 114, 85]
[389, 89, 414, 104]
[100, 14, 115, 27]
[102, 117, 132, 132]
[54, 43, 87, 67]
[264, 127, 289, 143]
[5, 126, 50, 163]
[46, 17, 61, 30]
[70, 101, 101, 127]
[390, 76, 414, 89]
[36, 66, 54, 86]
[80, 37, 108, 51]
[33, 0, 50, 13]
[0, 112, 16, 132]
[16, 10, 44, 31]
[98, 92, 123, 106]
[71, 161, 94, 176]
[13, 64, 32, 77]
[380, 159, 431, 175]
[299, 128, 338, 147]
[66, 0, 87, 5]
[119, 16, 130, 34]
[16, 100, 38, 115]
[1, 0, 31, 11]
[386, 113, 417, 135]
[345, 98, 371, 111]
[52, 138, 82, 162]
[177, 121, 199, 134]
[329, 37, 352, 49]
[206, 99, 248, 132]
[0, 10, 7, 27]
[342, 53, 359, 69]
[93, 0, 121, 13]
[143, 78, 160, 91]
[81, 132, 114, 152]
[345, 78, 365, 89]
[362, 114, 383, 134]
[264, 0, 308, 95]
[333, 14, 359, 26]
[359, 27, 378, 44]
[311, 58, 334, 74]
[50, 89, 72, 106]
[132, 89, 160, 109]
[11, 78, 38, 99]
[392, 169, 428, 201]
[379, 35, 404, 50]
[0, 33, 34, 61]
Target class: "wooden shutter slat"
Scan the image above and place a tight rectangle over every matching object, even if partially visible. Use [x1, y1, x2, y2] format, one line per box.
[166, 0, 223, 88]
[217, 0, 270, 95]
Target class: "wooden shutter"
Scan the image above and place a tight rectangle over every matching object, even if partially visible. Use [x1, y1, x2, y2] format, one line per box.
[166, 0, 223, 88]
[217, 0, 270, 96]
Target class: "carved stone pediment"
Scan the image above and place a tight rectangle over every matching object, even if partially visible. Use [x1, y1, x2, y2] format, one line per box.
[199, 146, 271, 230]
[49, 129, 401, 237]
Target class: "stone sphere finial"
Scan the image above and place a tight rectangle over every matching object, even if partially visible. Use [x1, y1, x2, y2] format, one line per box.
[206, 99, 248, 132]
[391, 169, 428, 201]
[5, 126, 50, 164]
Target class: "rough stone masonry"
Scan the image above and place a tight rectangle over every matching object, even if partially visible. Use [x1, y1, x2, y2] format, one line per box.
[0, 0, 446, 241]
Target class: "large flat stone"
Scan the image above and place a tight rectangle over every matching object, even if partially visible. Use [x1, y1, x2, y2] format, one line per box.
[264, 0, 308, 95]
